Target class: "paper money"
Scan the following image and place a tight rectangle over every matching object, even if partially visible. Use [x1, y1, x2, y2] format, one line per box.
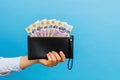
[25, 19, 73, 37]
[40, 19, 47, 37]
[49, 19, 57, 37]
[45, 20, 51, 37]
[53, 21, 68, 37]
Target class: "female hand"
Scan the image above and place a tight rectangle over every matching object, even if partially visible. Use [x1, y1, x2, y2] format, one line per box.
[38, 51, 66, 67]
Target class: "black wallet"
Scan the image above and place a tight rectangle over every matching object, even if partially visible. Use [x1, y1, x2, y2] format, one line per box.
[28, 35, 74, 60]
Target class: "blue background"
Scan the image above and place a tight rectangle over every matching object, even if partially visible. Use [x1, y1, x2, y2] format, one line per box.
[0, 0, 120, 80]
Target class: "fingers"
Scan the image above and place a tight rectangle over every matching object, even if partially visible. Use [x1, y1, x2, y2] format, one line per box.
[48, 52, 58, 66]
[59, 51, 66, 62]
[52, 51, 61, 62]
[46, 51, 66, 67]
[46, 52, 57, 67]
[46, 53, 52, 66]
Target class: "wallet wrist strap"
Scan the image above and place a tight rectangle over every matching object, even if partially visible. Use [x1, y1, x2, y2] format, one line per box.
[68, 58, 73, 70]
[67, 36, 73, 70]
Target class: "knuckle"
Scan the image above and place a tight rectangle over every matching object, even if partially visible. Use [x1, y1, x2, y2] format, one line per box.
[58, 58, 61, 62]
[53, 59, 57, 63]
[49, 59, 52, 62]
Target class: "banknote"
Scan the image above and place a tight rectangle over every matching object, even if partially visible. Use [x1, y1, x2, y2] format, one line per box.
[39, 19, 47, 37]
[49, 19, 57, 37]
[53, 21, 69, 37]
[25, 19, 73, 37]
[25, 20, 40, 37]
[44, 20, 51, 37]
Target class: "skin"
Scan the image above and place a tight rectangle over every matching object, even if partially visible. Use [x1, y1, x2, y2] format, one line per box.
[1, 51, 66, 75]
[20, 51, 66, 69]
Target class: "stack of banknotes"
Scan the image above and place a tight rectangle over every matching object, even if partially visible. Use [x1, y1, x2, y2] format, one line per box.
[25, 19, 73, 37]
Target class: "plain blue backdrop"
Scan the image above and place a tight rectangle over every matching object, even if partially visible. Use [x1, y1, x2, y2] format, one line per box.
[0, 0, 120, 80]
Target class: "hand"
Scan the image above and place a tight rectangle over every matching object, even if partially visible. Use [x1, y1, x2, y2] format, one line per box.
[20, 51, 66, 69]
[38, 51, 66, 67]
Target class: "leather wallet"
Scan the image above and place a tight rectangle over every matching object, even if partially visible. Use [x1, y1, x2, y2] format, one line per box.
[28, 35, 74, 60]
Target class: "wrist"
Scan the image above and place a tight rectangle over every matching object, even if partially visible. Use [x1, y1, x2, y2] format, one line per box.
[20, 56, 38, 69]
[32, 59, 39, 64]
